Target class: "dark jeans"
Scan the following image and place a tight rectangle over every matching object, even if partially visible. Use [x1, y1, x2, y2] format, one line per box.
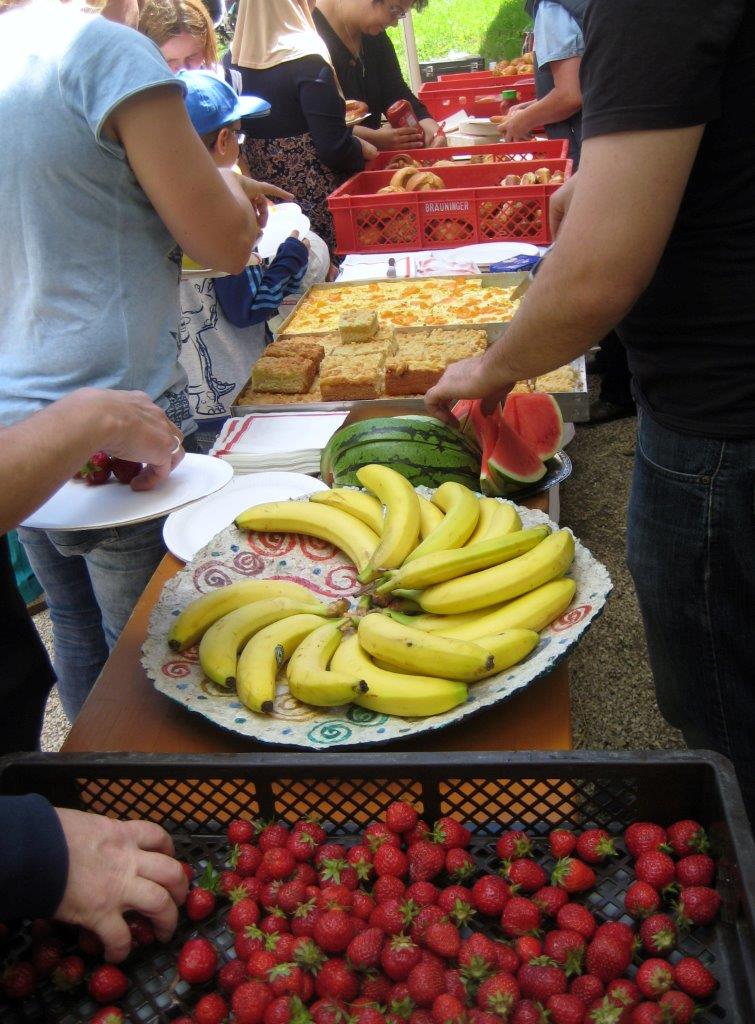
[627, 410, 755, 822]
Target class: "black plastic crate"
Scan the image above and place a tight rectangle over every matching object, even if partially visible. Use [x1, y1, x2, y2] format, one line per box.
[0, 751, 753, 1022]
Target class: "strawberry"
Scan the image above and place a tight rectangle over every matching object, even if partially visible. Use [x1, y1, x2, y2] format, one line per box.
[510, 1000, 548, 1024]
[278, 880, 307, 915]
[551, 858, 596, 894]
[446, 848, 476, 883]
[232, 979, 274, 1024]
[89, 964, 128, 1003]
[507, 858, 547, 893]
[675, 885, 720, 927]
[426, 921, 461, 960]
[501, 896, 542, 937]
[569, 973, 604, 1005]
[52, 954, 85, 991]
[249, 950, 278, 981]
[635, 958, 674, 999]
[556, 903, 596, 939]
[514, 935, 542, 963]
[90, 1010, 125, 1024]
[605, 977, 640, 1009]
[624, 823, 668, 860]
[126, 911, 156, 948]
[78, 927, 105, 958]
[518, 956, 568, 1001]
[634, 851, 675, 891]
[313, 909, 353, 954]
[458, 933, 498, 981]
[31, 937, 63, 976]
[433, 817, 472, 850]
[352, 890, 376, 920]
[259, 822, 290, 851]
[543, 930, 585, 976]
[178, 937, 218, 985]
[268, 962, 307, 998]
[317, 883, 354, 912]
[109, 457, 142, 484]
[471, 874, 511, 916]
[408, 960, 447, 1006]
[630, 1003, 665, 1024]
[407, 820, 432, 845]
[546, 993, 586, 1024]
[1, 961, 36, 1000]
[371, 897, 408, 935]
[496, 830, 533, 860]
[373, 875, 406, 904]
[673, 956, 716, 999]
[639, 913, 677, 956]
[287, 831, 319, 864]
[229, 817, 256, 845]
[78, 451, 111, 485]
[624, 881, 660, 920]
[263, 847, 297, 880]
[658, 990, 696, 1023]
[187, 886, 216, 922]
[675, 853, 715, 888]
[219, 958, 248, 994]
[315, 958, 359, 1002]
[584, 936, 632, 983]
[353, 1007, 386, 1024]
[432, 993, 467, 1024]
[386, 801, 420, 834]
[549, 829, 577, 859]
[437, 886, 475, 925]
[532, 886, 569, 917]
[492, 942, 520, 975]
[364, 823, 401, 852]
[236, 843, 263, 877]
[382, 935, 423, 981]
[575, 829, 618, 865]
[407, 881, 439, 907]
[476, 971, 521, 1017]
[346, 925, 383, 969]
[408, 840, 447, 882]
[195, 992, 229, 1024]
[666, 820, 708, 857]
[374, 844, 409, 878]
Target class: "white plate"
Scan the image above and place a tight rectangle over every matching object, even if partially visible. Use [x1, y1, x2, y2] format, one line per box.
[454, 241, 540, 263]
[22, 453, 233, 532]
[256, 203, 311, 261]
[163, 471, 329, 562]
[461, 118, 501, 137]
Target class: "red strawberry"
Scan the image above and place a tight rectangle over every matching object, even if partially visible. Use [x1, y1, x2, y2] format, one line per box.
[346, 925, 383, 969]
[236, 843, 263, 877]
[606, 977, 640, 1009]
[78, 451, 111, 485]
[624, 823, 668, 860]
[570, 973, 604, 1005]
[433, 817, 472, 850]
[408, 960, 446, 1007]
[313, 909, 353, 954]
[437, 885, 475, 925]
[89, 964, 128, 1003]
[507, 858, 547, 893]
[373, 875, 406, 904]
[630, 1002, 665, 1023]
[374, 844, 409, 878]
[187, 886, 216, 922]
[432, 993, 467, 1024]
[501, 896, 542, 937]
[584, 937, 632, 983]
[315, 958, 359, 1002]
[675, 885, 720, 927]
[675, 853, 715, 888]
[31, 937, 63, 977]
[593, 922, 634, 954]
[492, 941, 520, 975]
[635, 958, 674, 999]
[90, 1010, 125, 1024]
[624, 881, 660, 920]
[386, 801, 419, 834]
[471, 874, 511, 916]
[549, 829, 577, 859]
[1, 961, 36, 1000]
[317, 883, 354, 912]
[639, 913, 677, 956]
[556, 903, 596, 940]
[518, 957, 568, 1001]
[126, 911, 156, 948]
[262, 847, 296, 881]
[458, 932, 497, 981]
[532, 886, 569, 917]
[78, 927, 104, 958]
[551, 858, 596, 894]
[364, 823, 401, 852]
[497, 830, 533, 860]
[268, 962, 307, 998]
[634, 851, 676, 891]
[371, 897, 408, 935]
[575, 829, 617, 865]
[287, 831, 318, 864]
[446, 848, 476, 883]
[476, 971, 521, 1017]
[178, 937, 218, 985]
[407, 881, 439, 907]
[543, 930, 585, 977]
[514, 935, 542, 963]
[218, 958, 248, 994]
[248, 950, 278, 981]
[426, 921, 461, 960]
[510, 1000, 547, 1024]
[658, 990, 696, 1023]
[408, 841, 447, 882]
[195, 992, 229, 1024]
[232, 979, 274, 1024]
[278, 880, 307, 915]
[546, 992, 586, 1024]
[352, 890, 375, 920]
[673, 956, 716, 999]
[353, 1007, 386, 1024]
[110, 457, 142, 484]
[259, 822, 290, 851]
[229, 817, 256, 844]
[382, 935, 423, 981]
[52, 954, 85, 991]
[666, 820, 708, 857]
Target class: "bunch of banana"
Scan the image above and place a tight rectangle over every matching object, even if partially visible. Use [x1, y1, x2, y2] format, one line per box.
[404, 481, 479, 562]
[287, 620, 368, 707]
[356, 465, 420, 582]
[417, 494, 444, 539]
[309, 488, 384, 535]
[236, 613, 329, 713]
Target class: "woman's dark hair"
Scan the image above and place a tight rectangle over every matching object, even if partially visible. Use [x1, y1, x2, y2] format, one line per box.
[412, 0, 430, 10]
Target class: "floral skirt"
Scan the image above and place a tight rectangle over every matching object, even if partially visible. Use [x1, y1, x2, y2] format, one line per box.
[242, 132, 346, 259]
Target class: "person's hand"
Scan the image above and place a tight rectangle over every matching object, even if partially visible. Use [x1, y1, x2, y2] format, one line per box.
[54, 809, 188, 963]
[549, 173, 578, 238]
[358, 137, 379, 163]
[425, 354, 515, 425]
[501, 107, 533, 142]
[427, 130, 448, 149]
[374, 124, 425, 150]
[420, 120, 443, 147]
[289, 229, 311, 252]
[236, 177, 295, 229]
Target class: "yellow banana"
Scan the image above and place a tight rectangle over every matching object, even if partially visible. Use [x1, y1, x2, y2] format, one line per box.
[286, 620, 368, 707]
[310, 489, 384, 535]
[199, 597, 344, 687]
[358, 613, 494, 682]
[417, 494, 444, 539]
[331, 634, 467, 717]
[464, 496, 496, 546]
[475, 628, 540, 675]
[375, 526, 550, 595]
[236, 614, 326, 713]
[404, 482, 479, 563]
[388, 577, 577, 637]
[418, 529, 576, 615]
[356, 465, 421, 582]
[235, 500, 379, 574]
[485, 500, 522, 539]
[168, 579, 322, 651]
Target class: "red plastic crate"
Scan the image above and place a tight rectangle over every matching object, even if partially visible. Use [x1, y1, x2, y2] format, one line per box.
[419, 75, 536, 119]
[367, 139, 568, 171]
[437, 69, 533, 84]
[327, 158, 572, 254]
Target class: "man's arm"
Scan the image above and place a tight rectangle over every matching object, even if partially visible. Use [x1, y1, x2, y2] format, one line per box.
[503, 56, 581, 141]
[426, 126, 704, 419]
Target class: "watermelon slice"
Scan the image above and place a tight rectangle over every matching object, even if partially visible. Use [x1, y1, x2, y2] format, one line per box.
[486, 417, 547, 495]
[465, 403, 501, 495]
[502, 392, 564, 461]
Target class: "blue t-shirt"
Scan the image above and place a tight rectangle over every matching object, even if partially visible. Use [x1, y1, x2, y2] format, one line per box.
[534, 1, 585, 68]
[0, 4, 192, 431]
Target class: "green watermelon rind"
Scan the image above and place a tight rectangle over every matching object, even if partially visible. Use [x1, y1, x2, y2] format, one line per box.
[331, 438, 480, 490]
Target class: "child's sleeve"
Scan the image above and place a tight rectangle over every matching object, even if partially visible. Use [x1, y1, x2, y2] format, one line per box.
[214, 237, 309, 328]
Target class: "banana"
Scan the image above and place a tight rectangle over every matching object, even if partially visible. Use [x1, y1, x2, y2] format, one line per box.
[199, 596, 345, 686]
[235, 500, 380, 574]
[485, 499, 522, 539]
[236, 613, 326, 713]
[168, 579, 321, 651]
[475, 628, 540, 674]
[404, 482, 479, 563]
[388, 577, 577, 637]
[356, 465, 421, 582]
[358, 613, 494, 682]
[310, 489, 384, 535]
[418, 529, 576, 615]
[287, 620, 368, 707]
[417, 494, 444, 539]
[464, 496, 496, 546]
[331, 634, 467, 717]
[375, 526, 550, 595]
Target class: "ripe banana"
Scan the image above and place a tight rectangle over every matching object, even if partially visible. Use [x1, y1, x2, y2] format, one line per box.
[388, 577, 577, 637]
[418, 529, 576, 615]
[236, 613, 327, 713]
[286, 620, 368, 707]
[331, 634, 467, 717]
[199, 597, 344, 686]
[235, 500, 380, 573]
[465, 496, 497, 546]
[475, 628, 540, 675]
[310, 489, 384, 535]
[417, 494, 444, 539]
[375, 526, 550, 595]
[356, 465, 421, 582]
[404, 482, 479, 563]
[358, 613, 494, 682]
[168, 579, 321, 651]
[484, 499, 522, 539]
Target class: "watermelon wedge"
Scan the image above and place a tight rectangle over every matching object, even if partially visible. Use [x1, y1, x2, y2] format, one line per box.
[502, 392, 564, 460]
[487, 418, 547, 494]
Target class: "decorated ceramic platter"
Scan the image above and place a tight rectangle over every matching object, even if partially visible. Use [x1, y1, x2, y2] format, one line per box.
[143, 490, 611, 748]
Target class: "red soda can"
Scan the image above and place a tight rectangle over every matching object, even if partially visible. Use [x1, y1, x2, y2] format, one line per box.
[386, 98, 419, 130]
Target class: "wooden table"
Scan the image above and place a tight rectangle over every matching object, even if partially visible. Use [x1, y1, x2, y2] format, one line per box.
[63, 490, 571, 755]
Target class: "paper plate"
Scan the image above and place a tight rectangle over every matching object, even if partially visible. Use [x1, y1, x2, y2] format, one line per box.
[144, 491, 611, 748]
[256, 203, 311, 261]
[163, 472, 329, 563]
[453, 241, 540, 263]
[23, 454, 233, 532]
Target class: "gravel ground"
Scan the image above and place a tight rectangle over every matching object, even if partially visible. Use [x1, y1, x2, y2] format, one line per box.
[34, 393, 685, 753]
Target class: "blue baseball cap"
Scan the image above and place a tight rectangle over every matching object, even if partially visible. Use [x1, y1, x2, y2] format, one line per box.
[178, 70, 270, 136]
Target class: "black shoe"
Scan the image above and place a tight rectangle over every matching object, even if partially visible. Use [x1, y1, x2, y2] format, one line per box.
[586, 399, 636, 425]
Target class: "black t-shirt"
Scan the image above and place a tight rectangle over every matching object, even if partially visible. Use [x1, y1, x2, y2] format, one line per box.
[581, 0, 755, 438]
[313, 8, 430, 130]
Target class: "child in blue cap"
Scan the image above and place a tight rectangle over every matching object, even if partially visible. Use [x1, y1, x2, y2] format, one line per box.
[177, 70, 315, 449]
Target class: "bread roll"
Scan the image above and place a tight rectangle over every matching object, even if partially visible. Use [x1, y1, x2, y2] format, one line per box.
[501, 174, 521, 186]
[535, 167, 552, 184]
[389, 166, 419, 190]
[519, 171, 537, 185]
[378, 185, 406, 194]
[386, 153, 420, 170]
[405, 171, 445, 192]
